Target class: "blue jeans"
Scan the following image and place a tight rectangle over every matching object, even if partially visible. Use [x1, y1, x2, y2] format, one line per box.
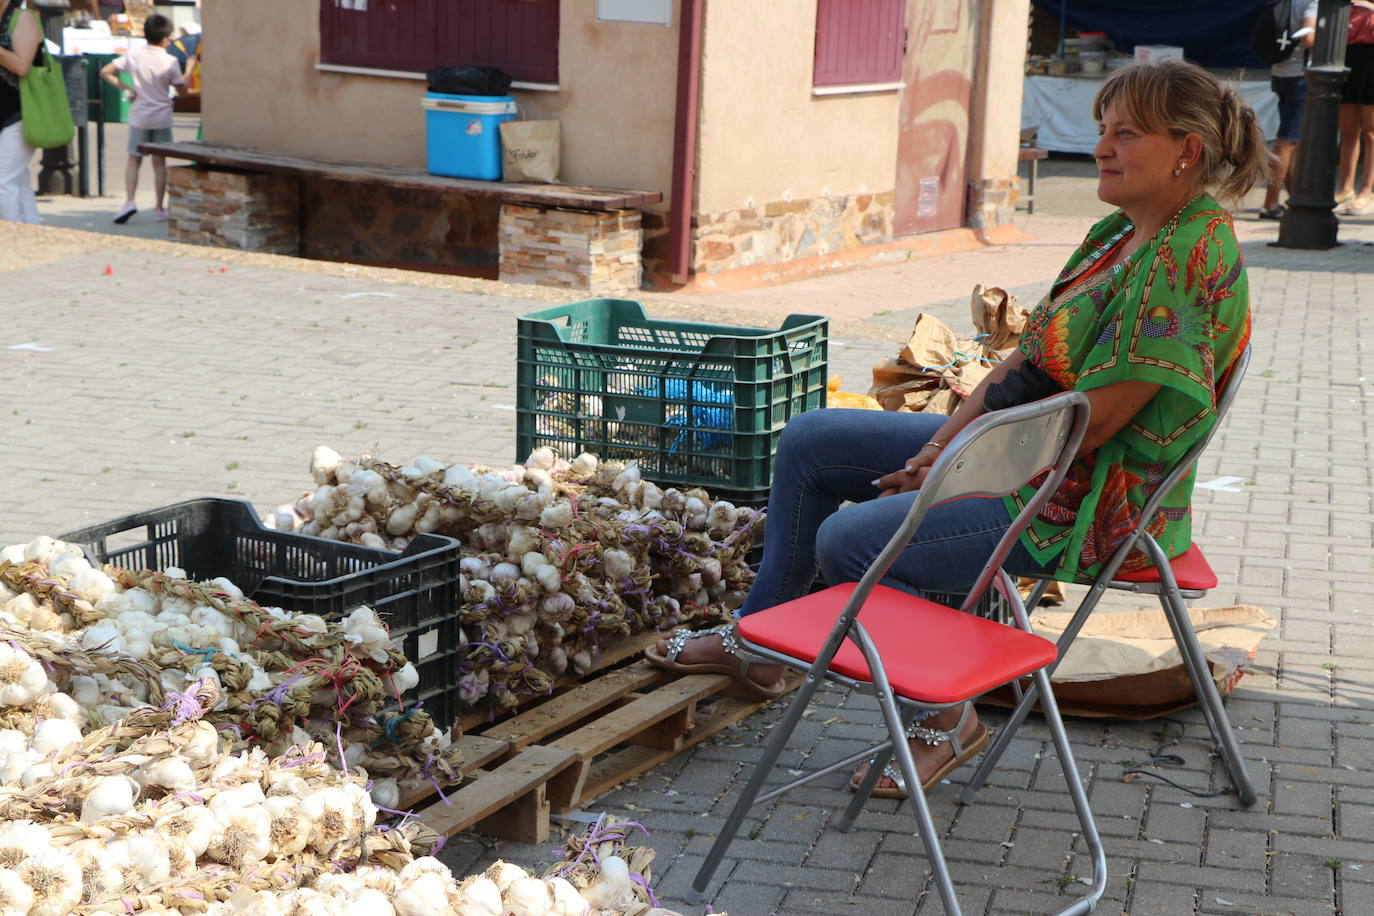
[739, 408, 1054, 616]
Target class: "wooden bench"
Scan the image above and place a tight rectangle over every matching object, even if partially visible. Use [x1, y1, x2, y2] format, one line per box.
[1017, 146, 1049, 215]
[140, 141, 663, 292]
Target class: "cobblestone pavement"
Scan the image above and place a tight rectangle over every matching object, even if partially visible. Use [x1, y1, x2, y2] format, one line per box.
[0, 203, 1371, 915]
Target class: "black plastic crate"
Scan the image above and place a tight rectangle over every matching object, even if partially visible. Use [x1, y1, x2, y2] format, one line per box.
[62, 498, 465, 730]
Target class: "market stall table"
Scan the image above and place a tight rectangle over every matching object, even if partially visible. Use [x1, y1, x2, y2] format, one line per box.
[1022, 72, 1280, 155]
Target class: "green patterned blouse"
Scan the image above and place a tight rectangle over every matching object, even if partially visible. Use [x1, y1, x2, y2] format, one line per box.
[1004, 194, 1252, 581]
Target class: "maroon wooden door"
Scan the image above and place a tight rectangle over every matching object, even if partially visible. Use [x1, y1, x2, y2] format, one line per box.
[893, 0, 975, 235]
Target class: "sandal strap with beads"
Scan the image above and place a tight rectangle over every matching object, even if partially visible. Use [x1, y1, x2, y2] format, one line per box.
[662, 623, 768, 681]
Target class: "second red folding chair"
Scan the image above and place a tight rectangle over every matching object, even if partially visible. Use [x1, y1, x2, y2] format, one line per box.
[684, 391, 1106, 916]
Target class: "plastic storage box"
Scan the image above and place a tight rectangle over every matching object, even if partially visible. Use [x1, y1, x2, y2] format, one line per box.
[62, 498, 467, 730]
[516, 299, 828, 503]
[422, 92, 517, 180]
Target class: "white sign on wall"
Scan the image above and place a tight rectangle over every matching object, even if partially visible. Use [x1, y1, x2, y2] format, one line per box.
[596, 0, 672, 26]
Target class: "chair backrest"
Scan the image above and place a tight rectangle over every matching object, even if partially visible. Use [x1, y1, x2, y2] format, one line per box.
[1090, 343, 1252, 584]
[844, 390, 1090, 620]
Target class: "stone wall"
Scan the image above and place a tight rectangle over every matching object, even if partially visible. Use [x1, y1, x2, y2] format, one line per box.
[966, 176, 1020, 231]
[167, 167, 300, 255]
[691, 191, 895, 274]
[499, 205, 642, 293]
[301, 180, 501, 273]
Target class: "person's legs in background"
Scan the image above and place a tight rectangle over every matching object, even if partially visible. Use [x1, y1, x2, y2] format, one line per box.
[1346, 103, 1374, 215]
[1337, 103, 1361, 204]
[1262, 76, 1305, 218]
[116, 152, 142, 223]
[152, 153, 168, 219]
[0, 122, 39, 224]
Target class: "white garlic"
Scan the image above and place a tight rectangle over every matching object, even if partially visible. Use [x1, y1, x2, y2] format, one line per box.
[0, 644, 48, 706]
[30, 718, 82, 757]
[79, 774, 139, 823]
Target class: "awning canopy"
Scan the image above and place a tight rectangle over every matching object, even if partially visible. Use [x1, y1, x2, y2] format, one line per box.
[1032, 0, 1268, 69]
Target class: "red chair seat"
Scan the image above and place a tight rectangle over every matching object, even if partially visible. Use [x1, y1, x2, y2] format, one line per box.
[737, 583, 1058, 705]
[1112, 543, 1217, 591]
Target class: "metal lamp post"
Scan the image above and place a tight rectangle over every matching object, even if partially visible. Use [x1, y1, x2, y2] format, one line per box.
[1275, 0, 1352, 249]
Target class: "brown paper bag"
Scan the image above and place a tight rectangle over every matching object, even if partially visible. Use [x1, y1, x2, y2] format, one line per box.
[900, 314, 959, 370]
[970, 284, 1028, 351]
[500, 119, 560, 183]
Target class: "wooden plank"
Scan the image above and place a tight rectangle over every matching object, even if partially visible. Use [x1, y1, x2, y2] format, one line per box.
[550, 672, 731, 761]
[544, 673, 731, 810]
[553, 671, 803, 812]
[472, 783, 550, 845]
[139, 141, 663, 210]
[481, 659, 669, 750]
[416, 744, 576, 838]
[456, 629, 666, 735]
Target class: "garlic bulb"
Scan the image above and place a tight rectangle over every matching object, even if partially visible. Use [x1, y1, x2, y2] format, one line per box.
[265, 795, 311, 856]
[205, 804, 273, 867]
[0, 866, 32, 916]
[503, 876, 552, 916]
[154, 805, 215, 858]
[79, 774, 139, 823]
[0, 644, 48, 706]
[0, 822, 50, 870]
[18, 849, 81, 916]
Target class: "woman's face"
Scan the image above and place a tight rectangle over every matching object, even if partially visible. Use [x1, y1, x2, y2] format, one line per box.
[1094, 102, 1189, 211]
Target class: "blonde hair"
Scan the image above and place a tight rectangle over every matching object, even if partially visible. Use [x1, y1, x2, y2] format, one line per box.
[1092, 59, 1274, 202]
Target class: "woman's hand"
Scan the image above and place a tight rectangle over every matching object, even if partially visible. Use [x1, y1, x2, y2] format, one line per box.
[874, 443, 942, 497]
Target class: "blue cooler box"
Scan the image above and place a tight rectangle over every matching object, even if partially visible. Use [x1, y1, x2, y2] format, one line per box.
[422, 92, 518, 180]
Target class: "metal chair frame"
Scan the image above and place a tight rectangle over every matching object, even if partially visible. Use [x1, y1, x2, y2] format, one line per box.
[686, 392, 1106, 916]
[961, 345, 1258, 808]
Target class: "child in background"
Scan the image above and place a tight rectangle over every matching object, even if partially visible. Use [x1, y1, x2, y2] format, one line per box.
[100, 14, 194, 223]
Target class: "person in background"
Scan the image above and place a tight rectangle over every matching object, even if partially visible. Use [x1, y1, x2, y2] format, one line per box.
[1336, 0, 1374, 214]
[99, 13, 194, 224]
[0, 0, 40, 223]
[1260, 0, 1317, 219]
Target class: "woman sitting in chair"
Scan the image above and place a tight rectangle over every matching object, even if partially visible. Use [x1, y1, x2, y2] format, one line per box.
[649, 59, 1268, 799]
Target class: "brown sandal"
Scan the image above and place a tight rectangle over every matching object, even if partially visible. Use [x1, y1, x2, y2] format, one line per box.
[849, 703, 991, 799]
[646, 624, 788, 700]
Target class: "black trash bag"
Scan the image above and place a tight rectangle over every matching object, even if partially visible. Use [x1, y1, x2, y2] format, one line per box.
[425, 66, 513, 97]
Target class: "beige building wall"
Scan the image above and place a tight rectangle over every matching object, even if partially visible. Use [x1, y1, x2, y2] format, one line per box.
[691, 0, 903, 273]
[201, 0, 679, 202]
[694, 0, 901, 213]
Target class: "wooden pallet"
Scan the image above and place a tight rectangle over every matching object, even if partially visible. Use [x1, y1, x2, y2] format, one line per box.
[483, 659, 803, 813]
[399, 633, 798, 840]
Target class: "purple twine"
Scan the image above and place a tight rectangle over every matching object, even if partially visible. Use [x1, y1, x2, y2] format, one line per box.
[334, 721, 349, 776]
[281, 752, 325, 769]
[629, 871, 660, 907]
[161, 685, 206, 726]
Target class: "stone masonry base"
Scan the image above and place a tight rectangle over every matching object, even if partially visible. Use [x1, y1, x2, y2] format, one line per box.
[499, 204, 642, 293]
[167, 166, 300, 255]
[691, 191, 895, 275]
[967, 176, 1020, 231]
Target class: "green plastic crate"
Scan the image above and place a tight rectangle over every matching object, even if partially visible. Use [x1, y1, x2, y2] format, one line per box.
[516, 299, 828, 496]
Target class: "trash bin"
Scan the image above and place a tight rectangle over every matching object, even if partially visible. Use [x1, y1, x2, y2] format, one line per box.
[421, 92, 516, 180]
[84, 53, 132, 123]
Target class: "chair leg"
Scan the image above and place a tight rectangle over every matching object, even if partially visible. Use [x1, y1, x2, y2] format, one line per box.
[1156, 585, 1260, 807]
[685, 668, 827, 906]
[961, 581, 1113, 804]
[1138, 536, 1259, 807]
[834, 706, 920, 833]
[1031, 665, 1107, 916]
[877, 690, 963, 915]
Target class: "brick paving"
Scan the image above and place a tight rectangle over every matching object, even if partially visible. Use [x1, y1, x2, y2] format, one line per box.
[0, 200, 1372, 915]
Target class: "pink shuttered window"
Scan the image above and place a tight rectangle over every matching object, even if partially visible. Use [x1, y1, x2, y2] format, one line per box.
[813, 0, 906, 87]
[321, 0, 559, 84]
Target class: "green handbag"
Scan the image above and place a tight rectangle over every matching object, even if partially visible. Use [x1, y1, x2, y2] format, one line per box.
[5, 9, 74, 149]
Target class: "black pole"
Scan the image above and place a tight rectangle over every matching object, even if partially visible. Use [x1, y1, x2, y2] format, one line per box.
[33, 0, 74, 196]
[1275, 0, 1352, 249]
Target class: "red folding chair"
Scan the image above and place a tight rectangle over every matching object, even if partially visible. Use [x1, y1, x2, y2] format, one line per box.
[961, 345, 1257, 808]
[685, 391, 1106, 916]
